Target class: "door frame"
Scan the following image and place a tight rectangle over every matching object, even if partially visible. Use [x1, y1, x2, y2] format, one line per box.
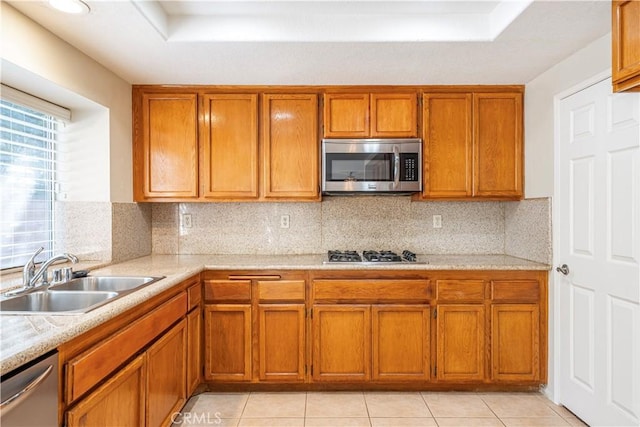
[550, 69, 611, 405]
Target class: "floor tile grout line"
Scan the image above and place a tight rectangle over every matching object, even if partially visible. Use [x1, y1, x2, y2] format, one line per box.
[477, 393, 507, 427]
[303, 391, 308, 427]
[536, 393, 583, 421]
[185, 391, 586, 427]
[238, 391, 251, 420]
[419, 391, 436, 419]
[362, 391, 371, 425]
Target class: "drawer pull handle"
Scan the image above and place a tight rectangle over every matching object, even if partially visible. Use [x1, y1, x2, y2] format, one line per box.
[228, 275, 281, 280]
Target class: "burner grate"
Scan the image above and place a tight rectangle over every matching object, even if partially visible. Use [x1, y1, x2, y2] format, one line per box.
[325, 250, 420, 264]
[327, 250, 362, 263]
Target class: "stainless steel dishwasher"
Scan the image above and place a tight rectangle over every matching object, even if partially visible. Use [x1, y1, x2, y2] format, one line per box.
[1, 351, 58, 427]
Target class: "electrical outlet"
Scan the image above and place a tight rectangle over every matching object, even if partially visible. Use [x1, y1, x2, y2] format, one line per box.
[181, 213, 192, 228]
[280, 215, 290, 229]
[433, 214, 442, 229]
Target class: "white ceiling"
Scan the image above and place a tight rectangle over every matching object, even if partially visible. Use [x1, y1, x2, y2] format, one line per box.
[133, 0, 531, 42]
[6, 0, 611, 85]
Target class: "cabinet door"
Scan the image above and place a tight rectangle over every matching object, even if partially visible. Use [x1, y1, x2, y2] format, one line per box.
[370, 93, 418, 137]
[186, 307, 202, 395]
[372, 305, 430, 381]
[135, 93, 198, 200]
[422, 93, 473, 198]
[436, 304, 485, 381]
[312, 305, 371, 382]
[67, 355, 146, 427]
[146, 319, 187, 427]
[258, 304, 305, 381]
[323, 93, 370, 138]
[262, 94, 319, 200]
[612, 0, 640, 91]
[473, 92, 523, 198]
[200, 94, 259, 199]
[204, 304, 252, 381]
[491, 304, 540, 382]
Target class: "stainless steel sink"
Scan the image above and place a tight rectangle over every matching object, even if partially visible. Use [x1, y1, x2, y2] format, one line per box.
[0, 291, 118, 315]
[0, 275, 165, 315]
[48, 276, 162, 293]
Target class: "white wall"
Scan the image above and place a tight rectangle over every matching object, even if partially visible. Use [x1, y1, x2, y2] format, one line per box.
[0, 3, 133, 202]
[524, 34, 611, 198]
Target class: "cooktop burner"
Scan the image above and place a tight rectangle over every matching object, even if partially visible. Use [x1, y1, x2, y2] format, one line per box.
[327, 250, 362, 263]
[324, 250, 426, 264]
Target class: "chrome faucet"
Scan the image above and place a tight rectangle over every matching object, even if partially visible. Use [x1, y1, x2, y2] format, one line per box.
[22, 247, 43, 289]
[23, 247, 79, 288]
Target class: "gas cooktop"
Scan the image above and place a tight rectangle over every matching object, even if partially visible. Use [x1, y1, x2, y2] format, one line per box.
[323, 250, 427, 265]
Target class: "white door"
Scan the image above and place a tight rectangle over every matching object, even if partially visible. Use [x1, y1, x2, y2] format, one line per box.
[557, 77, 640, 426]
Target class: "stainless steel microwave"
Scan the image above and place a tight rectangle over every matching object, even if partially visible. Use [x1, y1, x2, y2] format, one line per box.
[321, 138, 422, 194]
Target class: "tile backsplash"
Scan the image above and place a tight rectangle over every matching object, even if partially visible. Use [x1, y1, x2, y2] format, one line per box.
[55, 201, 112, 261]
[55, 202, 152, 263]
[111, 202, 152, 263]
[48, 198, 550, 267]
[504, 198, 552, 264]
[152, 197, 552, 263]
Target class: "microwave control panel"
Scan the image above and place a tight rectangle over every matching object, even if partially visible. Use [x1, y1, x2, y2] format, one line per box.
[400, 153, 419, 181]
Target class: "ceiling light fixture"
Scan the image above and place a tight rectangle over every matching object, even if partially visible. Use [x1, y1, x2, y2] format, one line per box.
[48, 0, 90, 15]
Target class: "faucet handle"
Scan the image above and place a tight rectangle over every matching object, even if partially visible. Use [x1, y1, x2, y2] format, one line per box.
[52, 267, 73, 284]
[41, 266, 51, 286]
[27, 247, 44, 266]
[23, 247, 44, 287]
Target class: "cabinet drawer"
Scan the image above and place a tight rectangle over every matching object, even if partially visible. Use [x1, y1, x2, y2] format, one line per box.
[66, 354, 146, 427]
[436, 280, 485, 302]
[258, 280, 305, 302]
[312, 280, 430, 302]
[204, 280, 251, 302]
[187, 282, 202, 310]
[491, 280, 540, 302]
[66, 292, 187, 404]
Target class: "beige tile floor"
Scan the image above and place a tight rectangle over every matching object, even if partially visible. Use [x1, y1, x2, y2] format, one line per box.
[173, 391, 589, 427]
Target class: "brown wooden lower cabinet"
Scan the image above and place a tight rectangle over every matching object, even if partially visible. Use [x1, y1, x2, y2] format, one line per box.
[186, 306, 202, 395]
[146, 319, 187, 427]
[60, 276, 199, 427]
[204, 304, 252, 381]
[436, 304, 485, 382]
[67, 320, 187, 427]
[312, 305, 371, 382]
[58, 269, 549, 427]
[258, 304, 305, 381]
[311, 304, 432, 383]
[491, 303, 540, 382]
[66, 354, 146, 427]
[372, 305, 431, 381]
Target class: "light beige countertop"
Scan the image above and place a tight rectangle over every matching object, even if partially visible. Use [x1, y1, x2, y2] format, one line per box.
[0, 253, 549, 375]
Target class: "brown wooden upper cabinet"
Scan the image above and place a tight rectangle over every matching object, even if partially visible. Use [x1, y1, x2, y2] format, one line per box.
[200, 94, 259, 200]
[323, 92, 418, 138]
[262, 93, 320, 200]
[612, 0, 640, 92]
[422, 93, 473, 198]
[421, 91, 523, 200]
[133, 89, 320, 202]
[133, 92, 199, 201]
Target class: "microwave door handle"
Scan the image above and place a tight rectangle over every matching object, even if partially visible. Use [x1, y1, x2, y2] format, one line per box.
[393, 145, 400, 189]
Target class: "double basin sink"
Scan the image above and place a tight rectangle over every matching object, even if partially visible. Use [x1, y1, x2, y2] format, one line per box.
[0, 276, 164, 315]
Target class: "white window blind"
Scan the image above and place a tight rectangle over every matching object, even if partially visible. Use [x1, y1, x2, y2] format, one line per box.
[0, 85, 70, 269]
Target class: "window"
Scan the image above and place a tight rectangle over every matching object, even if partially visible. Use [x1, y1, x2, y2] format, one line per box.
[0, 85, 70, 270]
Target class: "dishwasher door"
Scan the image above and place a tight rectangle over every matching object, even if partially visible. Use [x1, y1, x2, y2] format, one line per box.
[1, 351, 58, 427]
